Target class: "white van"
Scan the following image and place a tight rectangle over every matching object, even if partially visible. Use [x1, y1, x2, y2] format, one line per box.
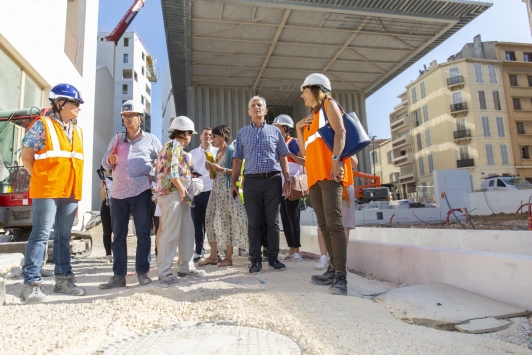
[480, 176, 532, 191]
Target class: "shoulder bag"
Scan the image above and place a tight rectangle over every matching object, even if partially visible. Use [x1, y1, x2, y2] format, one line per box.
[288, 170, 309, 201]
[318, 98, 371, 159]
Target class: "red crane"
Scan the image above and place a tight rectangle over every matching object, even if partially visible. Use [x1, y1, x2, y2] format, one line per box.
[106, 0, 146, 44]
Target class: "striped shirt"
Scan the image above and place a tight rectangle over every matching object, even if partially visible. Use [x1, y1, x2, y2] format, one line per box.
[102, 132, 162, 199]
[234, 121, 290, 174]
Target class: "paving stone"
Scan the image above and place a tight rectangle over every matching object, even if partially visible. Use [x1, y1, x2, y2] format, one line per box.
[456, 317, 512, 334]
[374, 283, 530, 330]
[0, 253, 24, 275]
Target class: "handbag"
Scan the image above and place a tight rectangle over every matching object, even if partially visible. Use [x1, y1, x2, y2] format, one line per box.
[288, 171, 309, 201]
[318, 98, 371, 159]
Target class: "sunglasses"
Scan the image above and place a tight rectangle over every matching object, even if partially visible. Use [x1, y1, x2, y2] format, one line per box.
[66, 99, 81, 107]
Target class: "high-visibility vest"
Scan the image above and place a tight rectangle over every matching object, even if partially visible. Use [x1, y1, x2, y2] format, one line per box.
[29, 116, 84, 199]
[303, 99, 353, 188]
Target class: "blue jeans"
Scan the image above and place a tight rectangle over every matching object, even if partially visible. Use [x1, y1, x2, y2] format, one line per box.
[111, 189, 152, 275]
[190, 190, 211, 254]
[22, 197, 78, 284]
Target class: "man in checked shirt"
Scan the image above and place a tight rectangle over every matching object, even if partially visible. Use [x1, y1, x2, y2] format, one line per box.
[230, 96, 291, 274]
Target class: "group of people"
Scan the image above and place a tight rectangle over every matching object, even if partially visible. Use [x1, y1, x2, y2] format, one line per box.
[18, 73, 357, 303]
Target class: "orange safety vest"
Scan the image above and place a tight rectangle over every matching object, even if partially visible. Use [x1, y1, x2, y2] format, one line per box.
[303, 99, 353, 188]
[29, 116, 84, 200]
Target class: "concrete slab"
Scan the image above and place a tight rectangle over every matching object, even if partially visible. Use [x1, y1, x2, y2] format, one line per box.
[373, 283, 529, 330]
[0, 253, 24, 275]
[347, 271, 398, 296]
[455, 317, 512, 334]
[0, 277, 5, 306]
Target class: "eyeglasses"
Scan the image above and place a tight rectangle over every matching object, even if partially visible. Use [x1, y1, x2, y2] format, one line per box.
[122, 114, 140, 119]
[66, 99, 81, 107]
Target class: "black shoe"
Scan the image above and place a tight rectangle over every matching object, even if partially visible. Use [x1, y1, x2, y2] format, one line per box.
[99, 275, 126, 289]
[268, 258, 286, 271]
[329, 271, 347, 296]
[137, 273, 152, 286]
[311, 264, 335, 286]
[249, 261, 262, 274]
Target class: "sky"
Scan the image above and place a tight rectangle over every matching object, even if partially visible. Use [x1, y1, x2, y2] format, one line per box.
[98, 0, 531, 141]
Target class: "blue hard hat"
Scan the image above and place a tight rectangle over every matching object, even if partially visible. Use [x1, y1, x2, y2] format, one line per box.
[48, 83, 84, 104]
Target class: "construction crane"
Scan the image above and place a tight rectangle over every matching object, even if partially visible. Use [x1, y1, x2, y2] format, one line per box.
[105, 0, 146, 44]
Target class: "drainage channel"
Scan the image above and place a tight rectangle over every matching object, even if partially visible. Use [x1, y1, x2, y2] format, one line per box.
[93, 321, 303, 355]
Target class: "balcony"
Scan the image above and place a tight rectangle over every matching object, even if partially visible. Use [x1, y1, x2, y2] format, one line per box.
[447, 75, 465, 89]
[393, 153, 414, 167]
[390, 114, 410, 132]
[450, 102, 468, 117]
[391, 134, 412, 150]
[453, 129, 472, 142]
[457, 158, 475, 168]
[399, 166, 415, 183]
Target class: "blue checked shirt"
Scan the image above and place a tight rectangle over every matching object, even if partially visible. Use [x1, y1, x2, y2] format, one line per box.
[234, 121, 290, 174]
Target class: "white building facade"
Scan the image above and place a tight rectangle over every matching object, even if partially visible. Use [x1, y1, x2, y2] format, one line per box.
[0, 0, 99, 226]
[97, 32, 154, 134]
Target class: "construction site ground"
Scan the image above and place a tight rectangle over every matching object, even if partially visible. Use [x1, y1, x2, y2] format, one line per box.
[1, 224, 531, 355]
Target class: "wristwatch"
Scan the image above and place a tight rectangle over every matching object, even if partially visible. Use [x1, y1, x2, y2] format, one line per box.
[332, 155, 340, 161]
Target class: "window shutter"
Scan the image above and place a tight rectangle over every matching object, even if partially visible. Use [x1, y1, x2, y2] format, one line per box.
[492, 91, 501, 110]
[496, 117, 505, 137]
[478, 91, 486, 110]
[422, 105, 428, 123]
[425, 129, 431, 147]
[416, 133, 422, 150]
[485, 144, 494, 165]
[500, 145, 509, 165]
[418, 157, 425, 176]
[482, 116, 491, 137]
[428, 154, 434, 173]
[474, 64, 483, 83]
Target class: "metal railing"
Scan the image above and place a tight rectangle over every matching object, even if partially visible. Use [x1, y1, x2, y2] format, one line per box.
[453, 129, 472, 140]
[450, 102, 468, 112]
[447, 75, 464, 86]
[457, 158, 474, 168]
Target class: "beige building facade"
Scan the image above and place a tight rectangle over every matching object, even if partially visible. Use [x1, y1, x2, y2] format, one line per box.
[494, 42, 532, 182]
[370, 139, 399, 187]
[391, 53, 518, 193]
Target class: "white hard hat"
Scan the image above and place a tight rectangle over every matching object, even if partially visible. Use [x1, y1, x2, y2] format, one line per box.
[272, 114, 294, 128]
[300, 73, 331, 93]
[169, 116, 197, 134]
[121, 100, 144, 114]
[191, 178, 203, 196]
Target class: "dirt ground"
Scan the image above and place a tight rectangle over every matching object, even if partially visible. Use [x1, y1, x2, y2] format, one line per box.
[1, 224, 531, 355]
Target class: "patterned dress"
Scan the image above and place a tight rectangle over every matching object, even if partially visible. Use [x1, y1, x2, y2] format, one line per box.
[205, 152, 248, 250]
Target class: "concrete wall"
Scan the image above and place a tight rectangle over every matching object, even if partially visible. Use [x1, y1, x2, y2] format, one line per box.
[160, 63, 175, 141]
[469, 189, 532, 215]
[0, 0, 99, 227]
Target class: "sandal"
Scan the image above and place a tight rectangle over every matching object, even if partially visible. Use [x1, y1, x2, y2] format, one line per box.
[218, 258, 233, 267]
[198, 257, 218, 266]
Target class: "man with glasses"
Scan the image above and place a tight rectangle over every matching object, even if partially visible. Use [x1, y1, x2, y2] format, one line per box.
[189, 127, 218, 262]
[99, 100, 162, 289]
[19, 83, 86, 303]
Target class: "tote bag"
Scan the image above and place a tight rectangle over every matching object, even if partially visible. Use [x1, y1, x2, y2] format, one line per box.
[287, 171, 309, 201]
[318, 98, 370, 159]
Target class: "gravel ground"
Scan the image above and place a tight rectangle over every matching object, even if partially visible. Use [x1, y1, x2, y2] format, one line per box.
[1, 225, 531, 355]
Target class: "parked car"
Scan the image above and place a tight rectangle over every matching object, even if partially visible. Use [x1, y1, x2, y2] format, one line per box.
[480, 176, 532, 191]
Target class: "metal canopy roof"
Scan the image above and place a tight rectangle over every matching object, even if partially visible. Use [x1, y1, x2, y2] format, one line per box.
[162, 0, 491, 111]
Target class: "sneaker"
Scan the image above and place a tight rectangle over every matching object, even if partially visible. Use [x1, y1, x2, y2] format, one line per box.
[315, 255, 329, 270]
[329, 271, 347, 296]
[99, 275, 126, 289]
[159, 274, 179, 284]
[284, 253, 294, 261]
[20, 282, 46, 303]
[293, 252, 303, 262]
[248, 261, 262, 274]
[137, 273, 152, 285]
[268, 258, 286, 271]
[54, 274, 86, 296]
[311, 264, 335, 286]
[177, 269, 206, 278]
[193, 253, 204, 262]
[104, 255, 113, 264]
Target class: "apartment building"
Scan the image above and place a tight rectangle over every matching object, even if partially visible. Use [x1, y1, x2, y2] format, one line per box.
[524, 0, 532, 38]
[97, 32, 156, 134]
[390, 37, 518, 194]
[494, 42, 532, 182]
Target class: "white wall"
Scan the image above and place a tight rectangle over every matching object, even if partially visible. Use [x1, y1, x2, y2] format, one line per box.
[160, 63, 175, 140]
[469, 189, 532, 215]
[0, 0, 99, 227]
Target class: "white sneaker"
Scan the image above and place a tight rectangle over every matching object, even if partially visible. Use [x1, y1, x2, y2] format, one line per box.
[284, 253, 294, 261]
[315, 255, 329, 270]
[178, 269, 206, 278]
[293, 252, 303, 262]
[104, 255, 113, 264]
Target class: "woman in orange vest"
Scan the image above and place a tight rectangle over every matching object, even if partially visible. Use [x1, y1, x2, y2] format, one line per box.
[20, 83, 86, 303]
[295, 73, 353, 296]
